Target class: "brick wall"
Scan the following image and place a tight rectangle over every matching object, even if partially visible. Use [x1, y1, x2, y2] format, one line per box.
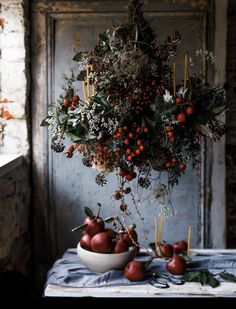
[0, 0, 31, 276]
[0, 0, 29, 155]
[226, 0, 236, 248]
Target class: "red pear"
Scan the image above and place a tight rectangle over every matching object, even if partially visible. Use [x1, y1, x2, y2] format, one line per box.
[124, 261, 145, 281]
[113, 239, 130, 253]
[84, 216, 105, 237]
[104, 228, 117, 239]
[122, 228, 138, 246]
[159, 242, 173, 258]
[173, 240, 188, 255]
[166, 255, 186, 275]
[91, 232, 112, 253]
[80, 233, 92, 251]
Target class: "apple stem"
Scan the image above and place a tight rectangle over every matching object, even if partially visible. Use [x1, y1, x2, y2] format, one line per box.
[120, 215, 150, 254]
[96, 202, 101, 218]
[115, 215, 126, 230]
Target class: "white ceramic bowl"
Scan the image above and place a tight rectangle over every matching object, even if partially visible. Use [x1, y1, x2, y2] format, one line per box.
[77, 242, 137, 273]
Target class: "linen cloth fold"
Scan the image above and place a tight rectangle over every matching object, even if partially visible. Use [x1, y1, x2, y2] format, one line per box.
[45, 249, 236, 288]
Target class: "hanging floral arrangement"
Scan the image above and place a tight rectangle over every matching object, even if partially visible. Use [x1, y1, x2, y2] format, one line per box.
[41, 0, 228, 218]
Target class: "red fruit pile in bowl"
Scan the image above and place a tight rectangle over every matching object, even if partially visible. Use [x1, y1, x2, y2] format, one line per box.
[73, 206, 139, 254]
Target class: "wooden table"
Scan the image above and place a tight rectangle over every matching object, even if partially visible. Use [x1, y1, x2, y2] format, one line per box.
[44, 249, 236, 298]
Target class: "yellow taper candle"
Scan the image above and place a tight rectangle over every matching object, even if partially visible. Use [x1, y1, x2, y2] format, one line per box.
[187, 225, 192, 257]
[184, 54, 189, 90]
[82, 81, 87, 102]
[154, 216, 159, 250]
[173, 60, 176, 97]
[86, 67, 91, 98]
[91, 65, 95, 96]
[159, 215, 164, 243]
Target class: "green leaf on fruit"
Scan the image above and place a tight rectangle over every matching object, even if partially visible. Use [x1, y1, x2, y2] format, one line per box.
[104, 216, 115, 223]
[219, 272, 236, 282]
[71, 223, 88, 233]
[84, 207, 93, 218]
[145, 256, 154, 267]
[178, 253, 192, 262]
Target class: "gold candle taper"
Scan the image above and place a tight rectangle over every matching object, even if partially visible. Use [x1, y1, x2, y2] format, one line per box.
[82, 81, 87, 101]
[91, 65, 95, 96]
[154, 216, 159, 250]
[187, 225, 192, 257]
[173, 60, 176, 97]
[159, 215, 164, 243]
[184, 54, 189, 90]
[86, 67, 91, 98]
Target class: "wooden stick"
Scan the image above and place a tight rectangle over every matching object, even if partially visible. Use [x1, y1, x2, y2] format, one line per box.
[173, 60, 176, 97]
[82, 81, 87, 101]
[184, 54, 189, 90]
[187, 225, 192, 257]
[159, 215, 164, 243]
[154, 216, 159, 250]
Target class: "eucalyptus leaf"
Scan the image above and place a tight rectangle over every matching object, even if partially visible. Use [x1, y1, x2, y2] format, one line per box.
[73, 52, 83, 62]
[182, 270, 220, 288]
[58, 114, 68, 124]
[197, 124, 213, 138]
[220, 272, 236, 282]
[210, 105, 228, 115]
[77, 71, 86, 81]
[199, 272, 208, 286]
[207, 276, 219, 288]
[66, 132, 80, 142]
[84, 207, 93, 218]
[40, 118, 51, 127]
[53, 111, 60, 125]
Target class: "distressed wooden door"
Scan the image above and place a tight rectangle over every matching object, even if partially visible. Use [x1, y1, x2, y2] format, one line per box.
[32, 0, 224, 281]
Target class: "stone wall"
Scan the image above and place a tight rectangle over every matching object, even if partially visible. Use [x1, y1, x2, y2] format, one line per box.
[226, 0, 236, 248]
[0, 164, 31, 274]
[0, 0, 31, 276]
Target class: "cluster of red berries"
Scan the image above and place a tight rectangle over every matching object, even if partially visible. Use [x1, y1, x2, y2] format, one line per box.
[175, 96, 195, 123]
[66, 143, 85, 158]
[164, 124, 175, 143]
[63, 95, 80, 111]
[113, 123, 148, 162]
[119, 169, 137, 182]
[124, 78, 161, 114]
[66, 144, 76, 158]
[165, 158, 186, 171]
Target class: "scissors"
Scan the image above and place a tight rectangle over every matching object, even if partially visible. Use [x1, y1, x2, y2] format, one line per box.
[148, 272, 184, 289]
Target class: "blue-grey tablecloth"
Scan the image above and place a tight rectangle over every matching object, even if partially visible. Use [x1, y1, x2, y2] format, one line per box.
[45, 249, 236, 288]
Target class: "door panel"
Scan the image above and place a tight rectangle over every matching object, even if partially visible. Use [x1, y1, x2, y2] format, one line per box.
[53, 13, 203, 253]
[32, 1, 211, 260]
